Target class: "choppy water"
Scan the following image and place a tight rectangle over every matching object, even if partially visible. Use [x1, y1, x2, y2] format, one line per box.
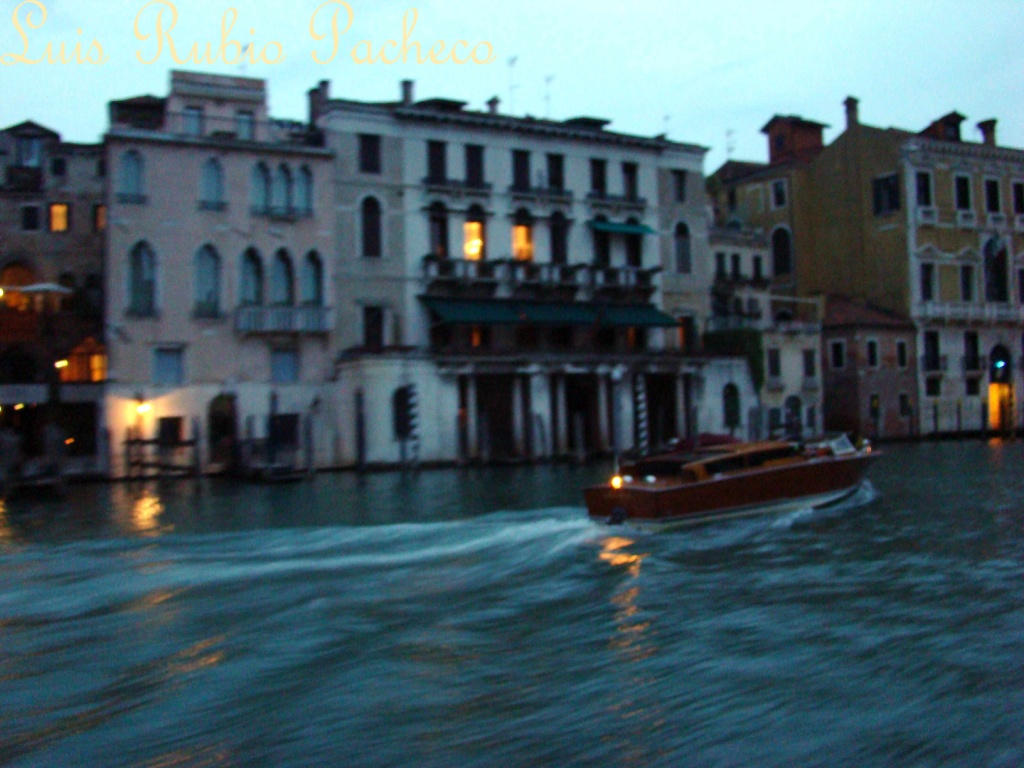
[1, 442, 1023, 767]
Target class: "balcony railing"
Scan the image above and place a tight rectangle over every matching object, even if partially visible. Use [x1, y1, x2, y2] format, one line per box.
[917, 301, 1024, 324]
[234, 305, 332, 334]
[987, 212, 1007, 230]
[956, 210, 977, 229]
[250, 204, 313, 221]
[423, 177, 493, 197]
[508, 184, 574, 203]
[586, 191, 647, 211]
[916, 206, 938, 226]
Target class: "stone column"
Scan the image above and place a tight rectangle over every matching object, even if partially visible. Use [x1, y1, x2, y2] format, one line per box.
[597, 374, 611, 452]
[466, 374, 479, 459]
[512, 375, 525, 457]
[554, 373, 568, 456]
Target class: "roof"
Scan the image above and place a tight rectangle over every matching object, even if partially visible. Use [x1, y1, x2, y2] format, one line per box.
[823, 294, 914, 330]
[1, 120, 60, 138]
[760, 115, 830, 134]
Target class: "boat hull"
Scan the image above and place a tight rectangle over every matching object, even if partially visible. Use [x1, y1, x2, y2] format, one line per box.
[585, 452, 876, 526]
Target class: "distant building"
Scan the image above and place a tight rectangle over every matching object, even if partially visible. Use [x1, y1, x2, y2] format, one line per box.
[710, 98, 1024, 436]
[0, 120, 107, 474]
[821, 295, 918, 440]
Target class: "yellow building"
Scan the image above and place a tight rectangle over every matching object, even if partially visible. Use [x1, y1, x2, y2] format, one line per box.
[711, 99, 1024, 436]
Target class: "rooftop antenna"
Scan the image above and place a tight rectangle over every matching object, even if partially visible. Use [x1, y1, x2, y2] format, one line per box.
[726, 129, 736, 158]
[508, 56, 518, 115]
[663, 114, 671, 137]
[239, 43, 251, 74]
[544, 75, 554, 119]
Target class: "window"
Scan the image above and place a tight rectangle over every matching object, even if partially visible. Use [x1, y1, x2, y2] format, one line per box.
[200, 158, 224, 209]
[271, 349, 299, 384]
[51, 157, 66, 177]
[866, 339, 879, 368]
[899, 393, 913, 417]
[251, 162, 270, 213]
[830, 340, 846, 370]
[512, 150, 531, 191]
[622, 162, 638, 199]
[236, 110, 255, 141]
[1019, 269, 1024, 304]
[359, 134, 382, 174]
[547, 153, 564, 191]
[985, 179, 1001, 213]
[592, 216, 610, 267]
[897, 340, 908, 368]
[392, 386, 414, 439]
[723, 383, 741, 432]
[270, 249, 294, 305]
[624, 219, 642, 268]
[753, 255, 764, 281]
[590, 158, 607, 196]
[128, 241, 157, 316]
[153, 348, 184, 386]
[93, 204, 107, 233]
[920, 262, 935, 301]
[15, 136, 42, 167]
[915, 171, 932, 207]
[240, 248, 263, 305]
[428, 202, 449, 258]
[767, 348, 781, 377]
[672, 169, 687, 202]
[806, 406, 816, 432]
[362, 197, 382, 258]
[769, 408, 782, 431]
[674, 223, 691, 274]
[771, 179, 787, 208]
[512, 209, 534, 262]
[193, 244, 220, 318]
[872, 174, 900, 215]
[714, 252, 726, 280]
[300, 251, 323, 306]
[960, 264, 974, 302]
[49, 203, 69, 232]
[954, 175, 971, 210]
[964, 331, 980, 370]
[182, 106, 204, 136]
[803, 349, 817, 378]
[730, 253, 741, 280]
[966, 378, 980, 397]
[984, 237, 1009, 303]
[466, 144, 484, 187]
[272, 164, 293, 214]
[772, 228, 793, 276]
[464, 205, 485, 260]
[363, 306, 384, 350]
[295, 166, 313, 216]
[118, 150, 145, 202]
[925, 378, 941, 398]
[427, 140, 446, 183]
[1013, 182, 1024, 215]
[550, 212, 568, 264]
[923, 330, 941, 371]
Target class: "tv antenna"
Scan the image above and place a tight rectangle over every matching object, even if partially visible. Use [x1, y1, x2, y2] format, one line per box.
[508, 57, 518, 115]
[544, 75, 554, 118]
[726, 129, 736, 158]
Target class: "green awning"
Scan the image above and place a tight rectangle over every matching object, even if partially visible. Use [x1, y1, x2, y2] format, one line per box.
[420, 298, 679, 328]
[589, 220, 657, 236]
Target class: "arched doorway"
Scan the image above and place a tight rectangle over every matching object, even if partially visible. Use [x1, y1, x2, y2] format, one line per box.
[988, 345, 1014, 432]
[207, 393, 238, 473]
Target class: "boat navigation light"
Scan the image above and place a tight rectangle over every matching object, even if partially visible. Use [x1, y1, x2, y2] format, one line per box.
[610, 475, 624, 490]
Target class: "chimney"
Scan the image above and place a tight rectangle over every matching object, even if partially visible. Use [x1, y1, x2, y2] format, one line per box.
[401, 79, 414, 106]
[977, 119, 997, 147]
[308, 80, 330, 124]
[844, 96, 859, 130]
[487, 96, 500, 115]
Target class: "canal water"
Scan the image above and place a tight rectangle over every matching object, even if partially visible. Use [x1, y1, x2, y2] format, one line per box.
[1, 442, 1023, 767]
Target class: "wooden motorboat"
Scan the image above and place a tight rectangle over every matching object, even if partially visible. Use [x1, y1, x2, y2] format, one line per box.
[585, 435, 877, 526]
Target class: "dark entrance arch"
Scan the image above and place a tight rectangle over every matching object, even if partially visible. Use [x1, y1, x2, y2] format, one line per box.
[207, 393, 238, 473]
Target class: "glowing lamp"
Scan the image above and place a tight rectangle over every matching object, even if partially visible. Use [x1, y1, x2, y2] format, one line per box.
[54, 360, 69, 369]
[610, 475, 624, 490]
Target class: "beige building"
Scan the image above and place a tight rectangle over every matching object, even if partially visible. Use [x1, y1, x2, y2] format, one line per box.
[103, 72, 335, 476]
[711, 99, 1024, 436]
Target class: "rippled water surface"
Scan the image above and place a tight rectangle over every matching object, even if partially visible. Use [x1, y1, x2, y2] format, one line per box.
[2, 442, 1023, 767]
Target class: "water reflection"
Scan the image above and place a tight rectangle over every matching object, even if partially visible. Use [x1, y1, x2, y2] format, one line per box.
[126, 486, 173, 537]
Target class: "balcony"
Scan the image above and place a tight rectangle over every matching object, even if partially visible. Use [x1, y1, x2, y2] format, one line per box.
[250, 204, 312, 221]
[588, 265, 659, 301]
[586, 191, 647, 213]
[916, 301, 1024, 324]
[920, 354, 948, 374]
[234, 305, 332, 335]
[423, 177, 492, 199]
[916, 206, 938, 226]
[423, 256, 501, 298]
[508, 185, 574, 204]
[956, 210, 977, 229]
[987, 212, 1007, 230]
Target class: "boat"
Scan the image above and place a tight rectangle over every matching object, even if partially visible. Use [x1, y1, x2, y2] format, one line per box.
[584, 434, 877, 526]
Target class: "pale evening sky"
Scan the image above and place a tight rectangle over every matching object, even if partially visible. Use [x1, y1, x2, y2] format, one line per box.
[1, 0, 1021, 173]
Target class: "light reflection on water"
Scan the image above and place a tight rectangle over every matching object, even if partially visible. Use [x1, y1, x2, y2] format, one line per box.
[0, 443, 1023, 767]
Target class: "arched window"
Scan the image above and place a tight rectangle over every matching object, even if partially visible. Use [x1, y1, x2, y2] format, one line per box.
[118, 150, 144, 201]
[984, 237, 1009, 303]
[128, 241, 157, 316]
[272, 164, 293, 214]
[722, 383, 740, 434]
[362, 197, 382, 258]
[464, 204, 486, 260]
[251, 163, 270, 213]
[428, 202, 449, 258]
[240, 248, 263, 305]
[772, 227, 793, 276]
[625, 217, 643, 268]
[295, 166, 313, 216]
[200, 158, 224, 208]
[674, 222, 691, 274]
[270, 249, 294, 305]
[512, 208, 534, 262]
[550, 212, 568, 265]
[194, 244, 220, 317]
[592, 215, 610, 267]
[301, 250, 323, 306]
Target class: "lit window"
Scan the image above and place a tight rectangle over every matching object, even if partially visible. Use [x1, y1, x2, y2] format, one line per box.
[464, 221, 484, 260]
[93, 204, 107, 232]
[50, 203, 69, 232]
[512, 209, 533, 262]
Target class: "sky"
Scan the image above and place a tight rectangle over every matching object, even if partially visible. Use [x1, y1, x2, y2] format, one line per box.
[1, 0, 1022, 173]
